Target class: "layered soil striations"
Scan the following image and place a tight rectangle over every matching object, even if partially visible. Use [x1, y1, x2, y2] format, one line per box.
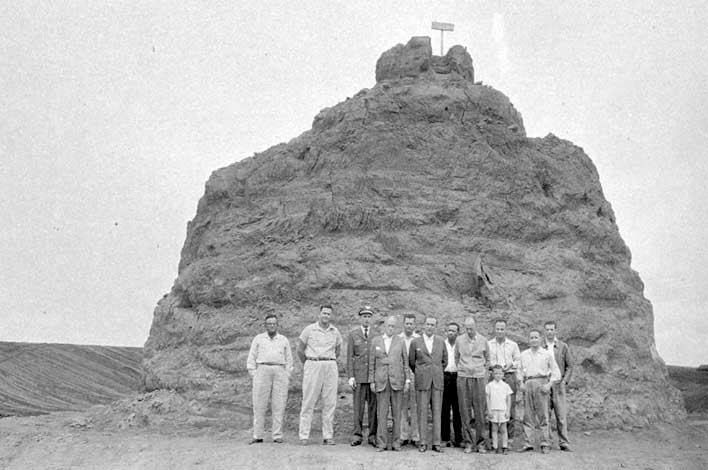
[143, 37, 684, 429]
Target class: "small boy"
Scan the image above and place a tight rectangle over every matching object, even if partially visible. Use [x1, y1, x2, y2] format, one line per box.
[486, 364, 513, 454]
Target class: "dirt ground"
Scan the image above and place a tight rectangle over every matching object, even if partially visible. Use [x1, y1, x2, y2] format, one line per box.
[1, 412, 707, 470]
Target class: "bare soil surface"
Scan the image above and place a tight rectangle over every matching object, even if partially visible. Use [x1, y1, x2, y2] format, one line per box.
[1, 412, 706, 470]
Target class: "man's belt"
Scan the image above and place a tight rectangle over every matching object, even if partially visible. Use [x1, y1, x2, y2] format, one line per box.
[524, 375, 550, 382]
[444, 371, 458, 375]
[258, 362, 285, 366]
[306, 357, 336, 361]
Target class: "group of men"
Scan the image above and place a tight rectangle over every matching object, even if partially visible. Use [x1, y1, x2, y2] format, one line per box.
[245, 304, 573, 455]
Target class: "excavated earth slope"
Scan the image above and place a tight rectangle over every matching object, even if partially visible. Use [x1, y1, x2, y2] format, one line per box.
[143, 37, 684, 429]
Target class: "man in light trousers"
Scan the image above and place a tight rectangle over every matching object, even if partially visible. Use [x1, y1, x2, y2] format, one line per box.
[297, 304, 343, 445]
[246, 314, 293, 444]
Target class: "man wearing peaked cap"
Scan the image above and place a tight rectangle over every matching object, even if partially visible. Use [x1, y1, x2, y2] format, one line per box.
[347, 305, 377, 446]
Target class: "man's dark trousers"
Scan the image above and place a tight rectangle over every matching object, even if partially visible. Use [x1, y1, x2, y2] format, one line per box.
[441, 371, 462, 445]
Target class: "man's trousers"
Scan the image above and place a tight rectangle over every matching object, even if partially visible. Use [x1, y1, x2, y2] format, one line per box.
[550, 382, 569, 446]
[441, 371, 462, 444]
[375, 382, 402, 449]
[399, 377, 419, 442]
[457, 376, 488, 449]
[416, 388, 442, 446]
[299, 360, 338, 440]
[252, 365, 289, 439]
[352, 381, 377, 440]
[522, 378, 551, 448]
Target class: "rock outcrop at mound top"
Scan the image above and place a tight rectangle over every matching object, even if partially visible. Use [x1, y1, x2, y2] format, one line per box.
[143, 37, 684, 429]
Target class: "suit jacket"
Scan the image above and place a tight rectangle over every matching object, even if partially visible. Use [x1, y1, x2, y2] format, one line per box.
[408, 335, 447, 391]
[544, 339, 573, 384]
[368, 335, 409, 392]
[347, 327, 373, 383]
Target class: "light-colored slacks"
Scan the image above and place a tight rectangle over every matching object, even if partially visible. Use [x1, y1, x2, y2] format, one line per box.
[523, 378, 551, 448]
[400, 376, 420, 442]
[299, 360, 338, 440]
[252, 365, 289, 439]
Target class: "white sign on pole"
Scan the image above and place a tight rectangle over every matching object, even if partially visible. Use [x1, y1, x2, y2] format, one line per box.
[431, 22, 455, 54]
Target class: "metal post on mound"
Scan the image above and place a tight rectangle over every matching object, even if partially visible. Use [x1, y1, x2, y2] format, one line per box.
[432, 21, 454, 55]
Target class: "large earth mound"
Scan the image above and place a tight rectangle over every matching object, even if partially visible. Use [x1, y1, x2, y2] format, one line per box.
[143, 37, 684, 429]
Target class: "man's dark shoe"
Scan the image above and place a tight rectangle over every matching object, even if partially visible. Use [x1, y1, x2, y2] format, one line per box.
[432, 445, 444, 453]
[453, 441, 462, 448]
[368, 437, 377, 447]
[518, 445, 534, 452]
[445, 441, 452, 447]
[560, 444, 573, 452]
[412, 440, 420, 447]
[273, 438, 283, 444]
[248, 438, 263, 445]
[323, 439, 336, 445]
[350, 439, 362, 446]
[502, 448, 509, 455]
[400, 439, 409, 446]
[541, 446, 550, 454]
[418, 444, 427, 452]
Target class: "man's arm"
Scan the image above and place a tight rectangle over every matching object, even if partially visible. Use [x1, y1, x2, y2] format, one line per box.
[511, 342, 521, 372]
[408, 340, 416, 374]
[347, 331, 356, 388]
[562, 343, 573, 385]
[441, 339, 448, 370]
[284, 338, 294, 376]
[335, 330, 343, 359]
[367, 338, 376, 385]
[548, 350, 561, 386]
[296, 338, 307, 364]
[246, 336, 258, 377]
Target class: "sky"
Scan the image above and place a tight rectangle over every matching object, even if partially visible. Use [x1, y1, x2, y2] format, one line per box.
[1, 1, 706, 366]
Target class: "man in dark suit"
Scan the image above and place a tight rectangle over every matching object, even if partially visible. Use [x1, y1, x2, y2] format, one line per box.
[544, 320, 574, 452]
[368, 315, 409, 451]
[347, 305, 377, 446]
[408, 316, 447, 453]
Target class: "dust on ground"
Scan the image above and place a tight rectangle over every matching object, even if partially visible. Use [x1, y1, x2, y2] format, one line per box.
[1, 411, 706, 470]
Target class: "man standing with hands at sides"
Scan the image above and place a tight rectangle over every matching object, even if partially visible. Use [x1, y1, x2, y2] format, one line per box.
[544, 320, 574, 452]
[517, 329, 561, 454]
[347, 306, 377, 447]
[369, 316, 409, 452]
[398, 313, 420, 447]
[246, 314, 293, 444]
[455, 316, 490, 454]
[487, 319, 520, 440]
[297, 305, 343, 446]
[441, 322, 462, 448]
[408, 316, 447, 453]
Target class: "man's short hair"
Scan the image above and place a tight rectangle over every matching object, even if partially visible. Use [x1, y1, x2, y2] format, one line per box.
[544, 320, 557, 328]
[403, 313, 417, 321]
[264, 314, 278, 323]
[494, 318, 507, 327]
[320, 304, 333, 311]
[529, 328, 542, 336]
[491, 364, 503, 371]
[424, 316, 437, 325]
[447, 322, 460, 331]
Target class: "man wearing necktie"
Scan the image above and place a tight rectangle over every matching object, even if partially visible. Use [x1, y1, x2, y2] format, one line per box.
[369, 315, 409, 451]
[408, 316, 447, 453]
[347, 305, 377, 446]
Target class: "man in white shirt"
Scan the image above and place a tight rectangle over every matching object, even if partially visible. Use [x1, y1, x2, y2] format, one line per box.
[246, 314, 293, 444]
[487, 319, 520, 439]
[441, 322, 462, 447]
[398, 313, 420, 447]
[517, 329, 561, 454]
